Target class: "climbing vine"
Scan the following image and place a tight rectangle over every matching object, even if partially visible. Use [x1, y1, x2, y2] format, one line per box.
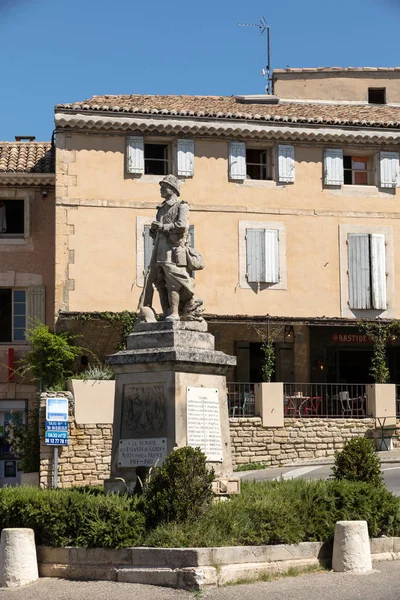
[70, 311, 138, 350]
[358, 320, 400, 384]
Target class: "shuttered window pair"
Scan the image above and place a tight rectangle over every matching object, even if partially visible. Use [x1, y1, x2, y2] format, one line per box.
[246, 229, 279, 284]
[127, 137, 194, 177]
[229, 142, 295, 183]
[143, 225, 195, 273]
[324, 150, 400, 188]
[347, 234, 386, 310]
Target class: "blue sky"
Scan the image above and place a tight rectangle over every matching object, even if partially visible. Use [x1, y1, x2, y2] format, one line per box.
[0, 0, 399, 141]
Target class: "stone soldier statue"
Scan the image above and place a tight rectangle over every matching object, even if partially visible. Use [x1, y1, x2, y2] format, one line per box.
[138, 174, 204, 322]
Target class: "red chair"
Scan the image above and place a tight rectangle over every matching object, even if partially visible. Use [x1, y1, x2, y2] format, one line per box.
[284, 397, 297, 416]
[302, 396, 322, 416]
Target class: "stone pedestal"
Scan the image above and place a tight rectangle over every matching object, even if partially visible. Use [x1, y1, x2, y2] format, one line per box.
[104, 321, 236, 492]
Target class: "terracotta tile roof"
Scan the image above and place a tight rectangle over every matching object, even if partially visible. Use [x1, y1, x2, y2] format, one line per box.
[273, 66, 400, 73]
[56, 94, 400, 129]
[0, 142, 54, 173]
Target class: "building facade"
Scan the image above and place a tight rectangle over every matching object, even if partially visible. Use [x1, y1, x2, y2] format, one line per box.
[53, 67, 400, 386]
[0, 139, 55, 483]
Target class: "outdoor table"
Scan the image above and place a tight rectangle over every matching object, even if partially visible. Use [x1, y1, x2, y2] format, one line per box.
[375, 416, 398, 451]
[284, 395, 310, 417]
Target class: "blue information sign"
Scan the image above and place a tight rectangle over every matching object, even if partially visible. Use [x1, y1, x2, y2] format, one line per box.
[46, 421, 68, 431]
[45, 431, 68, 446]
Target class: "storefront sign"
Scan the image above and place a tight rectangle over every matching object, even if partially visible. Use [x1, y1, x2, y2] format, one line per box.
[118, 438, 167, 467]
[330, 333, 373, 344]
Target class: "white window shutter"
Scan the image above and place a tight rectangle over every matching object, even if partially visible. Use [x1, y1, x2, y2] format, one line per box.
[126, 136, 144, 174]
[27, 285, 45, 330]
[324, 149, 344, 185]
[380, 152, 399, 188]
[229, 141, 246, 180]
[370, 233, 387, 310]
[177, 139, 194, 177]
[143, 226, 153, 273]
[278, 145, 295, 183]
[264, 230, 279, 283]
[348, 234, 371, 309]
[246, 229, 264, 283]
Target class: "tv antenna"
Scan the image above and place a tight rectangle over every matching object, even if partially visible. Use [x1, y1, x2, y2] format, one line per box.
[238, 16, 272, 94]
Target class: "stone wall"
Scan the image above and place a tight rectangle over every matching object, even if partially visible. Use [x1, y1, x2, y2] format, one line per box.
[39, 392, 112, 488]
[230, 417, 376, 467]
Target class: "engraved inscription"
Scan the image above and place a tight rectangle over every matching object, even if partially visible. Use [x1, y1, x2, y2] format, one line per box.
[122, 385, 166, 434]
[119, 438, 167, 467]
[187, 387, 223, 462]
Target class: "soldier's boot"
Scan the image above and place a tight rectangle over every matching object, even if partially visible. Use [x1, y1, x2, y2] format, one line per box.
[165, 290, 180, 321]
[158, 288, 170, 318]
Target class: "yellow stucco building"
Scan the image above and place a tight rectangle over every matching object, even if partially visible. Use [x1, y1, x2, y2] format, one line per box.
[52, 67, 400, 387]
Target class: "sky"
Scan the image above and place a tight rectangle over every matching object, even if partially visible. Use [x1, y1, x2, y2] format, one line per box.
[0, 0, 399, 141]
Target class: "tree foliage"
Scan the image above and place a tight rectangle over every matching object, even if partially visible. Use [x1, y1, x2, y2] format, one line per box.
[332, 438, 383, 486]
[358, 320, 400, 383]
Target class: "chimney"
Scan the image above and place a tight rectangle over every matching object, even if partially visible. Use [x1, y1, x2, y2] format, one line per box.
[15, 136, 36, 142]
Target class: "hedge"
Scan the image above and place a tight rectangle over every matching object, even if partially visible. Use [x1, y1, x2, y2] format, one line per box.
[1, 479, 399, 548]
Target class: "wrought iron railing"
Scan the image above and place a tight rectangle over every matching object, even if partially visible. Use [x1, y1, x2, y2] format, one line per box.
[227, 382, 255, 417]
[283, 383, 368, 419]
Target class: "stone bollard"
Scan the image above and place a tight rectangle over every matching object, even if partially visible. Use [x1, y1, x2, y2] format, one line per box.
[0, 528, 39, 587]
[332, 521, 372, 573]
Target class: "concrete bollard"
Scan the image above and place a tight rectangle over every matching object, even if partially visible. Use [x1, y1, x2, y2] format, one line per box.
[0, 528, 39, 587]
[332, 521, 372, 573]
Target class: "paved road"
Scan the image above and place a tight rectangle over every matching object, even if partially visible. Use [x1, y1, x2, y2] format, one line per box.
[238, 462, 400, 495]
[1, 562, 400, 600]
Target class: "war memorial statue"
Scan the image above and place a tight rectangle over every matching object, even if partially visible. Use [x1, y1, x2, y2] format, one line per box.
[138, 174, 204, 322]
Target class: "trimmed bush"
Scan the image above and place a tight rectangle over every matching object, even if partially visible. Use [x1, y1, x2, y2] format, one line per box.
[0, 487, 145, 548]
[332, 438, 383, 486]
[142, 446, 215, 526]
[1, 479, 399, 549]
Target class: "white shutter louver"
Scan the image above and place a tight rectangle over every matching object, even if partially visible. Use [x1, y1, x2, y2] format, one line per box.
[264, 230, 279, 284]
[229, 141, 246, 180]
[143, 226, 154, 273]
[370, 233, 387, 310]
[278, 145, 295, 183]
[380, 152, 399, 188]
[126, 136, 144, 174]
[348, 234, 371, 309]
[27, 285, 45, 330]
[246, 229, 264, 283]
[177, 139, 194, 177]
[324, 149, 344, 185]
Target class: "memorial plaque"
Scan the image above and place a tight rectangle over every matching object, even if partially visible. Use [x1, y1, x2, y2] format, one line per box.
[118, 438, 167, 467]
[187, 387, 223, 462]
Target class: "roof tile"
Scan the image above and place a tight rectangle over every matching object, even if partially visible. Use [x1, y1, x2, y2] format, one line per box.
[55, 95, 400, 129]
[0, 142, 54, 173]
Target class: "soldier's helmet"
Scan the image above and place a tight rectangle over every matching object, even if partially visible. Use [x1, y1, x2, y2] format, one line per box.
[159, 174, 180, 196]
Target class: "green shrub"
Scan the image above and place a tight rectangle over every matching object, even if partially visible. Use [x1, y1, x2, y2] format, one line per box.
[144, 479, 400, 547]
[73, 365, 115, 380]
[142, 446, 215, 526]
[0, 487, 145, 548]
[332, 438, 383, 486]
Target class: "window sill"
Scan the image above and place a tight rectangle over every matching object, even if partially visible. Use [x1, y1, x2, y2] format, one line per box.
[0, 238, 27, 245]
[0, 341, 28, 346]
[233, 179, 282, 190]
[328, 185, 395, 198]
[131, 174, 186, 186]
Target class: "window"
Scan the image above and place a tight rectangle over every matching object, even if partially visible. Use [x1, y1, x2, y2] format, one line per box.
[368, 88, 386, 104]
[144, 143, 169, 175]
[246, 148, 272, 180]
[0, 200, 25, 237]
[0, 289, 26, 342]
[229, 142, 294, 183]
[239, 221, 286, 290]
[343, 155, 372, 185]
[347, 233, 386, 310]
